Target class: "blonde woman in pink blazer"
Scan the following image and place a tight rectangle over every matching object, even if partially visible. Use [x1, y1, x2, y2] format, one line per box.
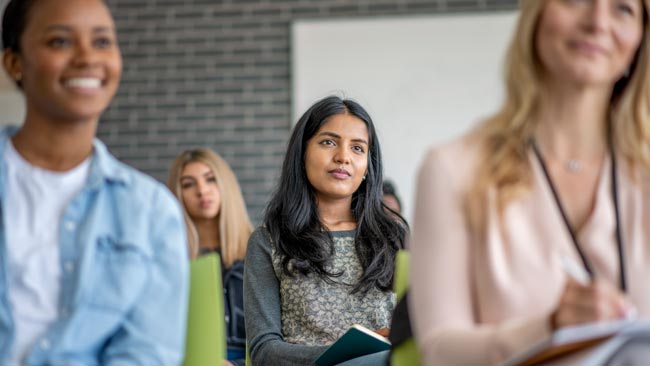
[411, 0, 650, 365]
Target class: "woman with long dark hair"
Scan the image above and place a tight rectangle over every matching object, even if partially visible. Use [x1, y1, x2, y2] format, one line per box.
[244, 96, 407, 366]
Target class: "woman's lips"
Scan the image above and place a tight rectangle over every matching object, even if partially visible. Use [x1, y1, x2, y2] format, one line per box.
[570, 40, 607, 57]
[329, 168, 351, 179]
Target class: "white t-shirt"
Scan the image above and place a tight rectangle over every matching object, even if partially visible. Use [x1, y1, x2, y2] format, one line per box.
[4, 142, 91, 366]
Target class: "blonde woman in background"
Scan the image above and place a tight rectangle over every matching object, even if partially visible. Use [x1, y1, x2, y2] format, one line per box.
[168, 148, 253, 366]
[411, 0, 650, 365]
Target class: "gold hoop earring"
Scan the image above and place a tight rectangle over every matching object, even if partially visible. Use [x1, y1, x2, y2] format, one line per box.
[15, 72, 22, 82]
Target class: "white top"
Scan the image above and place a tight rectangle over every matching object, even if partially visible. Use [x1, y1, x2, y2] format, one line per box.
[4, 141, 91, 366]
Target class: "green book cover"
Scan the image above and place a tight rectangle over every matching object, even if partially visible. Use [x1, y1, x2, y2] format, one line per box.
[315, 324, 391, 366]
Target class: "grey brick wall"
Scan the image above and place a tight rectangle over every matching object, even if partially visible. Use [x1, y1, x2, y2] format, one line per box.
[1, 0, 518, 223]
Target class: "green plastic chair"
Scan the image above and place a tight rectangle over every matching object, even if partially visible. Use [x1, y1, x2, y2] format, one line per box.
[390, 250, 422, 366]
[393, 250, 410, 302]
[183, 253, 227, 366]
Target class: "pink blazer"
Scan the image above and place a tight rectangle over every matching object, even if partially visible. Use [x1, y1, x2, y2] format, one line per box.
[410, 132, 650, 366]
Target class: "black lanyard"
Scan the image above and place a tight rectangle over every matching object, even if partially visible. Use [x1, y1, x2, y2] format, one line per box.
[531, 140, 627, 292]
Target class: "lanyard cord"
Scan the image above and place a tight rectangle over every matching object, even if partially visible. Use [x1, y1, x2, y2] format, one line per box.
[611, 145, 627, 292]
[531, 140, 627, 292]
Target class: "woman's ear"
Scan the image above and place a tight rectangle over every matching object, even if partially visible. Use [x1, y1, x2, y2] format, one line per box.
[3, 50, 23, 87]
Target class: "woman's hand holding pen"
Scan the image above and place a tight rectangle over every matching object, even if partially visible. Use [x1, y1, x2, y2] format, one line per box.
[550, 277, 635, 331]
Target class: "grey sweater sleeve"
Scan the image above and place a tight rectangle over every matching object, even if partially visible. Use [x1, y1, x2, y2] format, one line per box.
[244, 228, 329, 366]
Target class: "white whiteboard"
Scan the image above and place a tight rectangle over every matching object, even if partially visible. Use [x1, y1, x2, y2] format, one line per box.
[292, 12, 518, 222]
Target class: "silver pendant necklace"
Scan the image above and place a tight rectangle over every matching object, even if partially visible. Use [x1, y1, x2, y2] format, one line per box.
[566, 159, 583, 172]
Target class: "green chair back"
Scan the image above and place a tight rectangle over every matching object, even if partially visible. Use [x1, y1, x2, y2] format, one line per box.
[183, 253, 227, 366]
[394, 250, 411, 301]
[246, 344, 252, 366]
[390, 250, 422, 366]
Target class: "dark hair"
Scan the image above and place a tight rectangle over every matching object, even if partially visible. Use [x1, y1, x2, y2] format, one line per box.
[2, 0, 107, 52]
[264, 95, 408, 294]
[2, 0, 39, 52]
[382, 180, 402, 212]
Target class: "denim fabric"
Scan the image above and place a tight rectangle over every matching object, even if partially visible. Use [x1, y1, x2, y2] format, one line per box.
[0, 127, 190, 366]
[224, 260, 246, 352]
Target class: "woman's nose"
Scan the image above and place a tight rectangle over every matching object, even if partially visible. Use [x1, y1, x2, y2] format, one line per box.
[196, 181, 208, 196]
[72, 41, 99, 67]
[334, 147, 351, 164]
[584, 0, 611, 34]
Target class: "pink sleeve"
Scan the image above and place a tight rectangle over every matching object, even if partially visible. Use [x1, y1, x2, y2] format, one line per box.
[410, 145, 552, 366]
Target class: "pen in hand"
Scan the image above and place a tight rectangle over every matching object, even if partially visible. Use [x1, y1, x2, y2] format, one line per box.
[561, 256, 637, 320]
[561, 256, 591, 286]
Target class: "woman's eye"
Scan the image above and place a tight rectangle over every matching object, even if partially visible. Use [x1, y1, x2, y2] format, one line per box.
[94, 36, 114, 49]
[352, 145, 365, 153]
[47, 37, 71, 48]
[320, 139, 335, 146]
[616, 3, 637, 16]
[181, 182, 194, 189]
[207, 177, 217, 183]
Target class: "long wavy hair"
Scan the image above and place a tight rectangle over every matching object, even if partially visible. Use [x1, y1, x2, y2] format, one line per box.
[468, 0, 650, 229]
[168, 148, 253, 266]
[264, 96, 408, 295]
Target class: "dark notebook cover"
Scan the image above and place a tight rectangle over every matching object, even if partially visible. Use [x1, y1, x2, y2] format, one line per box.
[315, 324, 391, 366]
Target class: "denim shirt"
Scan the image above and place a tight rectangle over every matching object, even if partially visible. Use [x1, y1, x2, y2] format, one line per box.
[0, 127, 190, 366]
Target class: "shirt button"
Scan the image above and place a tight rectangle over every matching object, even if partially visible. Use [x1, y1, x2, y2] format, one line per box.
[40, 339, 50, 350]
[64, 261, 74, 273]
[64, 221, 76, 232]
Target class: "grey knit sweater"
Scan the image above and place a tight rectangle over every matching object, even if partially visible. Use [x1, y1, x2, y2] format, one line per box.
[244, 227, 395, 366]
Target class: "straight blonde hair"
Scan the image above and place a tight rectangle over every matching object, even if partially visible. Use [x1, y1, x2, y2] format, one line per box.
[468, 0, 650, 231]
[168, 148, 253, 265]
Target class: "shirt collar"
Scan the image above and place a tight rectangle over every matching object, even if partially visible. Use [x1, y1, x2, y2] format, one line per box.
[0, 126, 131, 189]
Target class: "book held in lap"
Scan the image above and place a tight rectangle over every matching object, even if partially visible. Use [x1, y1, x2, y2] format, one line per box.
[315, 324, 391, 366]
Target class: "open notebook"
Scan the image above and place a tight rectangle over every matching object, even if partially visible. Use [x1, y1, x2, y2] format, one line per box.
[504, 319, 635, 366]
